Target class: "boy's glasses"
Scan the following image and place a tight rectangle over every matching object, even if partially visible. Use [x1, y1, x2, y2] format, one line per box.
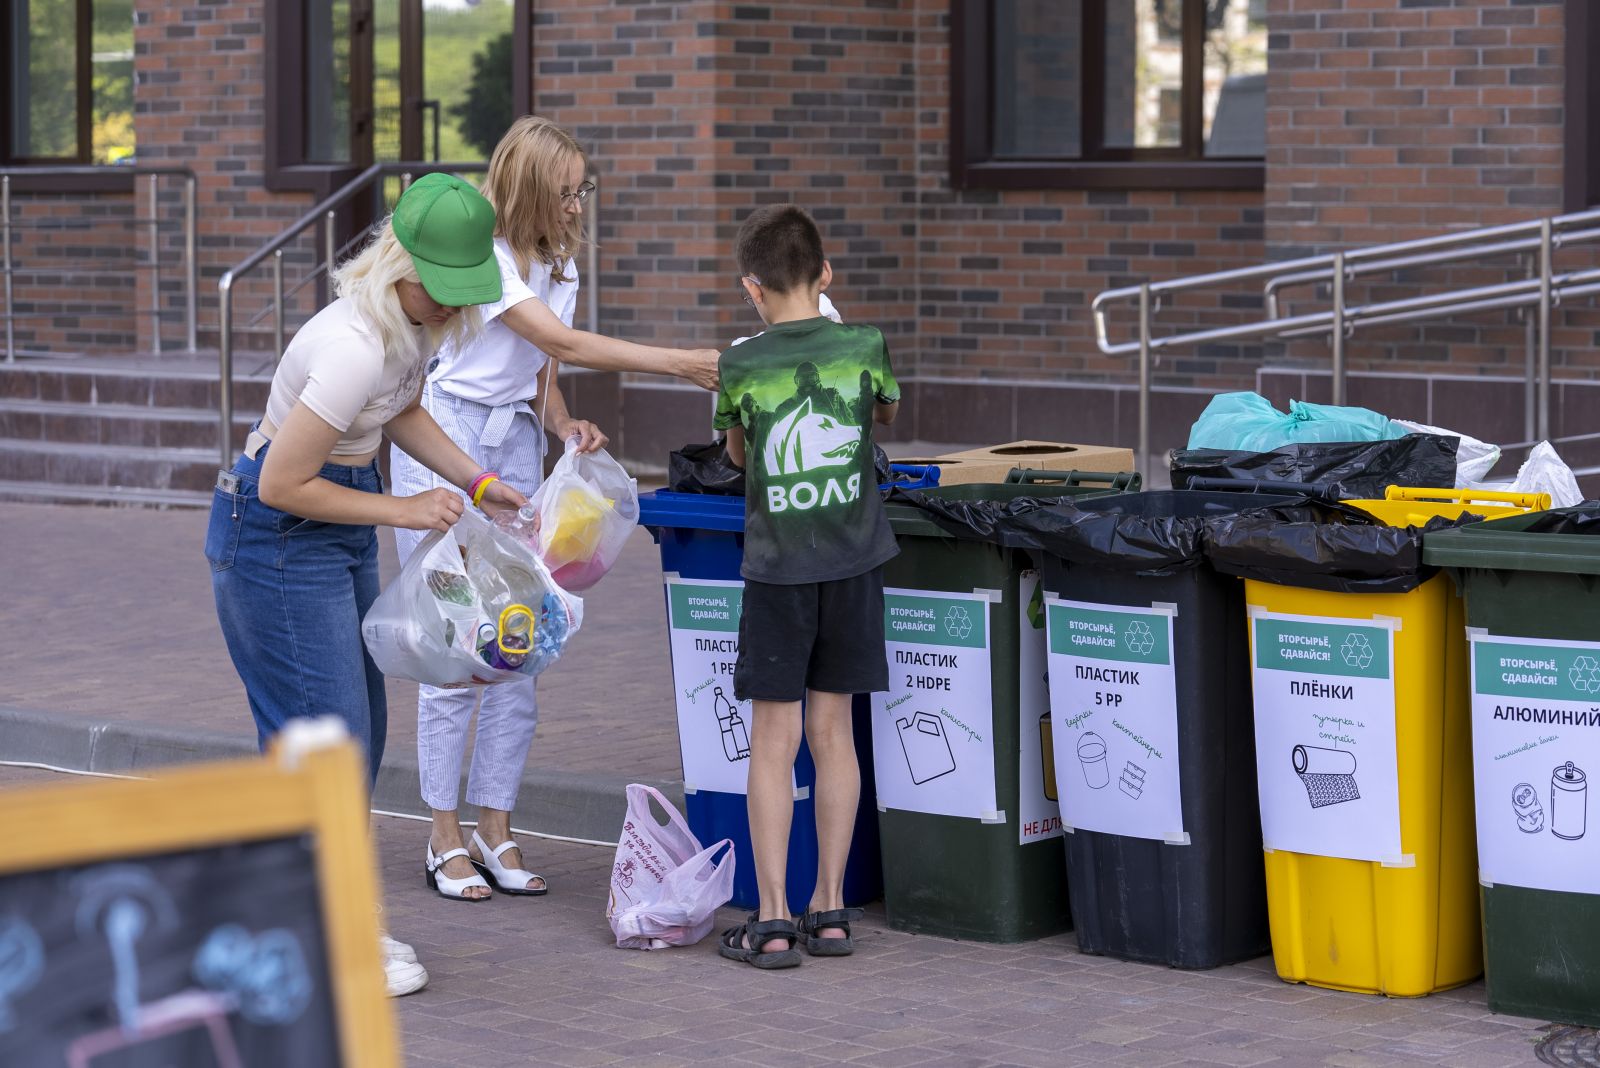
[561, 181, 597, 204]
[738, 274, 762, 306]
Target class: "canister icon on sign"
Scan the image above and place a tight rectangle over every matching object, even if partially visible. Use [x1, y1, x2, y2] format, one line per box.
[1039, 712, 1058, 801]
[1077, 732, 1109, 789]
[1551, 761, 1588, 841]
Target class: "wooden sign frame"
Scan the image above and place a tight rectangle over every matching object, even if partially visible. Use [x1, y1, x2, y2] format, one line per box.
[0, 723, 399, 1067]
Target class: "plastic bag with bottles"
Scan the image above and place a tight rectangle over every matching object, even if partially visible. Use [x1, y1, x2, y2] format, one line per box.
[362, 509, 584, 688]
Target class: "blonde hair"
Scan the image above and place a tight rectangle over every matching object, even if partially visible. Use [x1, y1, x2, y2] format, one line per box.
[481, 115, 586, 284]
[332, 219, 479, 361]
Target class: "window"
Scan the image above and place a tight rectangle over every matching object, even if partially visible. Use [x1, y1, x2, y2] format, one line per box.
[267, 0, 530, 194]
[2, 0, 134, 165]
[952, 0, 1267, 191]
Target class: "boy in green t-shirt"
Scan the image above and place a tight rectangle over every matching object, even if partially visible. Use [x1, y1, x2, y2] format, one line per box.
[714, 205, 901, 969]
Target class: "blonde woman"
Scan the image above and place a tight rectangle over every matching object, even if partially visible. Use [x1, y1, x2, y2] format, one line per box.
[206, 174, 526, 993]
[392, 116, 720, 902]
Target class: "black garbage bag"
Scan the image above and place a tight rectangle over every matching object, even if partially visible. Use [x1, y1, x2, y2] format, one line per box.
[669, 441, 896, 496]
[1171, 435, 1459, 500]
[1203, 498, 1482, 594]
[667, 441, 745, 495]
[882, 487, 1055, 543]
[884, 488, 1290, 575]
[1520, 502, 1600, 535]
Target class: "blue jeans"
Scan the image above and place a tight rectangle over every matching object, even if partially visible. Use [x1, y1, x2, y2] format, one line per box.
[205, 444, 387, 786]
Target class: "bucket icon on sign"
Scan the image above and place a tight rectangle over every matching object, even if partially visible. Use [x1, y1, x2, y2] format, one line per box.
[1077, 732, 1109, 789]
[1551, 761, 1588, 841]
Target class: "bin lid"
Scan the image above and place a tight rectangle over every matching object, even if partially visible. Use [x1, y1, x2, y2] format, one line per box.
[1423, 503, 1600, 576]
[638, 490, 745, 533]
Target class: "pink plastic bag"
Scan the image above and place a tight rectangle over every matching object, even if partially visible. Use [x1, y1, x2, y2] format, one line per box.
[606, 785, 735, 950]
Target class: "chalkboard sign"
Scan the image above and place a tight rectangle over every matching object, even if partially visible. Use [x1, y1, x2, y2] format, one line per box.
[0, 721, 398, 1067]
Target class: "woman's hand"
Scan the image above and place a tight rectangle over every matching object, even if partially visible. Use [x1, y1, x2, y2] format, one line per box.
[675, 348, 722, 392]
[397, 488, 466, 532]
[557, 418, 609, 454]
[477, 478, 528, 518]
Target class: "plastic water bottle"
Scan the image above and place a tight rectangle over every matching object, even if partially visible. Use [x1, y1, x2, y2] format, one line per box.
[713, 687, 750, 762]
[492, 503, 541, 549]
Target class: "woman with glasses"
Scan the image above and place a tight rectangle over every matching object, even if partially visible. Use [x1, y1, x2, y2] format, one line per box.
[390, 115, 720, 903]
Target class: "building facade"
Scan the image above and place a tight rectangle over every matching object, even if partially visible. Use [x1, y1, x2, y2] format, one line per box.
[3, 0, 1596, 480]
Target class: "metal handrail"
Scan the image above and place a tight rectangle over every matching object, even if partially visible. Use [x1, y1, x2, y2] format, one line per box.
[217, 161, 487, 467]
[217, 160, 603, 469]
[1, 166, 198, 361]
[1093, 207, 1600, 473]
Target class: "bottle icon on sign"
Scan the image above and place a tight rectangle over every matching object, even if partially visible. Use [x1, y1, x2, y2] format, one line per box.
[713, 688, 750, 762]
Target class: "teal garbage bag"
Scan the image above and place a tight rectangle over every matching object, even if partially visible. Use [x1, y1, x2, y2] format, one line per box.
[1186, 391, 1405, 452]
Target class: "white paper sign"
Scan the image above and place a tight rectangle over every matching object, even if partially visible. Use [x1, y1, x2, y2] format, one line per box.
[1018, 571, 1064, 844]
[1468, 631, 1600, 895]
[1047, 597, 1185, 843]
[871, 588, 998, 822]
[1249, 609, 1403, 864]
[664, 578, 754, 796]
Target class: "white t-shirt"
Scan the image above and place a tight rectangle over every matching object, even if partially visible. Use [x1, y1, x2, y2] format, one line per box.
[263, 298, 428, 457]
[430, 238, 579, 409]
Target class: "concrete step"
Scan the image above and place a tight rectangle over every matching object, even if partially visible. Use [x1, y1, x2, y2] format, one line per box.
[0, 358, 273, 412]
[0, 398, 255, 450]
[0, 438, 220, 495]
[0, 479, 210, 508]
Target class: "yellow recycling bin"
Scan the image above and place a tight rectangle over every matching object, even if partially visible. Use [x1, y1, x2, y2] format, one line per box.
[1242, 487, 1548, 997]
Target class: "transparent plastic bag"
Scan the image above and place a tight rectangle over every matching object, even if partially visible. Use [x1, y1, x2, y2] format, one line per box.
[529, 439, 639, 591]
[1467, 440, 1583, 508]
[361, 509, 583, 688]
[607, 785, 734, 950]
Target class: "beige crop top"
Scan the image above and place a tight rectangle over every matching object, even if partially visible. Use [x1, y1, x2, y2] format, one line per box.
[262, 298, 429, 457]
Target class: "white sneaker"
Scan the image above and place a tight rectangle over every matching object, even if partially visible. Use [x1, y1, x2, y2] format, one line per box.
[384, 954, 429, 997]
[380, 934, 417, 964]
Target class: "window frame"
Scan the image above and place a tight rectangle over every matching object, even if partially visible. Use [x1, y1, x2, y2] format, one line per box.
[1565, 0, 1599, 212]
[0, 0, 134, 191]
[950, 0, 1265, 192]
[264, 0, 534, 197]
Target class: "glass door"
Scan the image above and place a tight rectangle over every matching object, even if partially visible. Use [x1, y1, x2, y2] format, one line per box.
[373, 0, 515, 165]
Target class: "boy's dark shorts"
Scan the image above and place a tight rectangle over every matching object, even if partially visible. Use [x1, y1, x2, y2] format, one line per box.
[733, 566, 889, 702]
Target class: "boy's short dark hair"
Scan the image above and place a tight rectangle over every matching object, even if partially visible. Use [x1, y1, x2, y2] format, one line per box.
[735, 205, 825, 295]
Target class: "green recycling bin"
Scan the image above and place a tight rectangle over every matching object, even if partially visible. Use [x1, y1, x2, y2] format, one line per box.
[872, 469, 1139, 942]
[1424, 503, 1600, 1027]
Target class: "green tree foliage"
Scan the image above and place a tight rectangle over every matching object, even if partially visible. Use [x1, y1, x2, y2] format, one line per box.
[450, 31, 514, 159]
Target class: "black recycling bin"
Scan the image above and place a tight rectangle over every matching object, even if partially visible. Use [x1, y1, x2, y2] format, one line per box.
[1024, 489, 1301, 969]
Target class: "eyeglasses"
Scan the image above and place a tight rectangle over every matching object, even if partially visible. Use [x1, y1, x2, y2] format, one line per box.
[738, 275, 762, 306]
[561, 181, 596, 204]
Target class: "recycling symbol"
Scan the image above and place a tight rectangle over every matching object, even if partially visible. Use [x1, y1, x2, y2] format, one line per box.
[1124, 620, 1155, 655]
[1341, 633, 1374, 669]
[943, 606, 973, 640]
[1569, 655, 1600, 694]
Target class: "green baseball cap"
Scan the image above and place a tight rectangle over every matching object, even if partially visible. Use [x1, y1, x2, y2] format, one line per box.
[392, 173, 502, 306]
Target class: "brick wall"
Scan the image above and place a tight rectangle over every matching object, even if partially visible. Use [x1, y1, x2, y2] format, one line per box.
[1264, 0, 1597, 453]
[4, 193, 138, 354]
[132, 1, 319, 356]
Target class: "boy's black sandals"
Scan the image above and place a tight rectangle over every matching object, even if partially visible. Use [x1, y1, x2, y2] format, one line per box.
[718, 913, 802, 969]
[797, 907, 864, 956]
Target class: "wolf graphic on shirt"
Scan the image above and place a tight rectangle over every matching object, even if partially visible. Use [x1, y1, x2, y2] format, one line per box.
[763, 398, 861, 476]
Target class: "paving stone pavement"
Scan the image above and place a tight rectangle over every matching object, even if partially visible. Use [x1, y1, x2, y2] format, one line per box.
[0, 499, 682, 780]
[0, 763, 1554, 1068]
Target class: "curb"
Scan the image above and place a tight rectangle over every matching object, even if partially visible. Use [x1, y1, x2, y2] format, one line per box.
[0, 705, 682, 846]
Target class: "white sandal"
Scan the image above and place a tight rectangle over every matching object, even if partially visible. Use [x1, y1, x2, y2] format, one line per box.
[470, 830, 548, 896]
[425, 842, 492, 902]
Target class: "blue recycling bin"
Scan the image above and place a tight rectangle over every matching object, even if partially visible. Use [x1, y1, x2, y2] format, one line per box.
[640, 490, 884, 914]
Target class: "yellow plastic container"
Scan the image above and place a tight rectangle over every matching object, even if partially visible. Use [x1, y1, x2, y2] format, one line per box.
[1246, 487, 1548, 997]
